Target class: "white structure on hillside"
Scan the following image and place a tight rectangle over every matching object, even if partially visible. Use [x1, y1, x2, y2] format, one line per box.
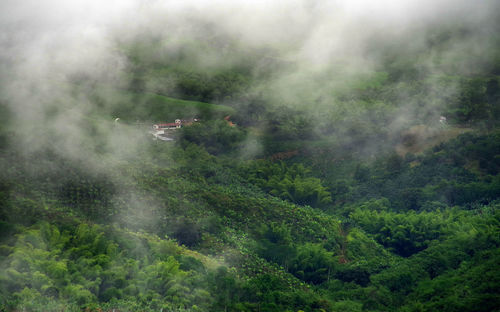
[150, 118, 199, 141]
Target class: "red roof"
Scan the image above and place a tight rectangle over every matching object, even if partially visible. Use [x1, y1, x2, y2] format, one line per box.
[156, 123, 178, 127]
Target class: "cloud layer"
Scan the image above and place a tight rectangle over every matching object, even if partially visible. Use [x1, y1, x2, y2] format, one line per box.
[1, 0, 498, 159]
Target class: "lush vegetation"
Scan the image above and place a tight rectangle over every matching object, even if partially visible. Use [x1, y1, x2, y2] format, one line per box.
[1, 13, 500, 312]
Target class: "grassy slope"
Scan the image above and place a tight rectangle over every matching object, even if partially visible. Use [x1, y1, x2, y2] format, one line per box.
[105, 91, 235, 123]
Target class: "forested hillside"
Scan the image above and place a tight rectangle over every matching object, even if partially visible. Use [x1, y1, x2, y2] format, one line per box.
[1, 1, 499, 311]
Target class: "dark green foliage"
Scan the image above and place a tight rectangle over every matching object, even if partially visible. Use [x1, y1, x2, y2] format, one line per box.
[256, 223, 296, 270]
[179, 120, 247, 155]
[401, 249, 500, 312]
[289, 243, 336, 285]
[350, 209, 451, 257]
[2, 21, 500, 312]
[172, 218, 202, 247]
[59, 174, 115, 219]
[240, 160, 332, 208]
[446, 77, 500, 127]
[2, 105, 500, 312]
